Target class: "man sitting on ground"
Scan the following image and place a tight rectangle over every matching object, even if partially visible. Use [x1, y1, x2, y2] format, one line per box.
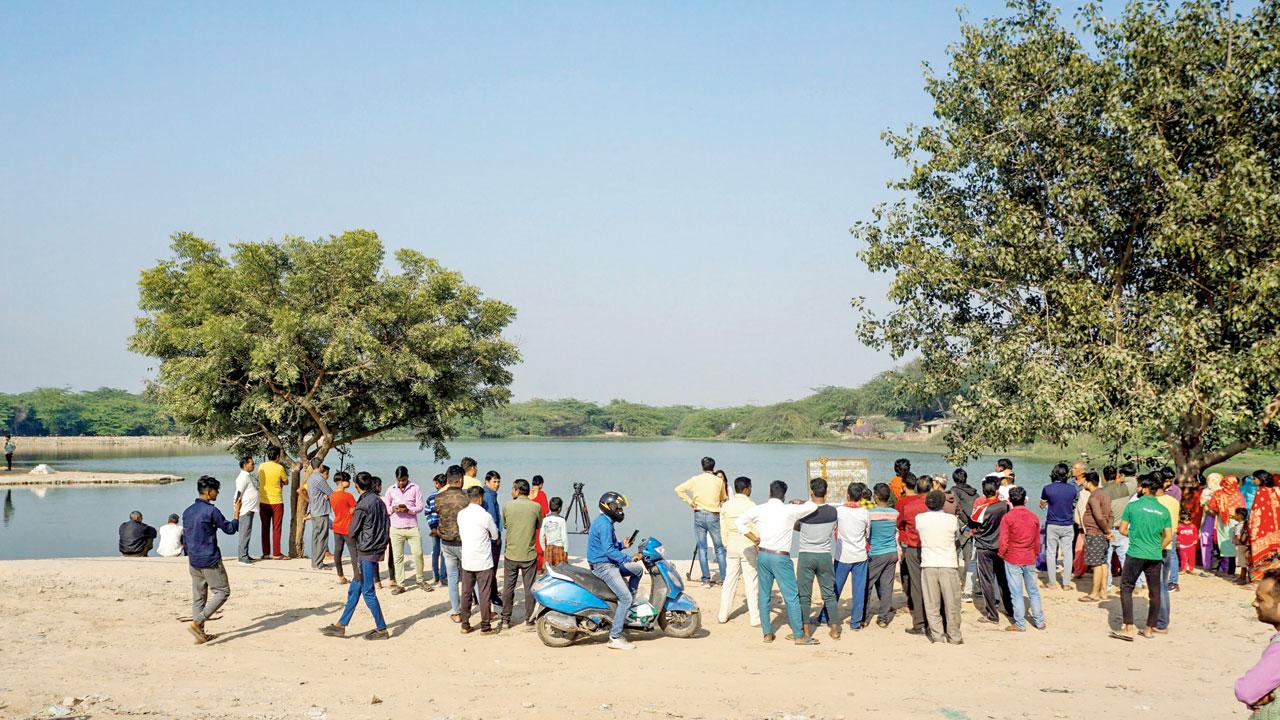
[157, 513, 185, 557]
[119, 511, 157, 557]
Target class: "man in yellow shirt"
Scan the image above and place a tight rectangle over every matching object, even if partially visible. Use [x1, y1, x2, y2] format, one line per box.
[461, 457, 481, 490]
[674, 456, 727, 588]
[1153, 476, 1181, 633]
[257, 448, 289, 559]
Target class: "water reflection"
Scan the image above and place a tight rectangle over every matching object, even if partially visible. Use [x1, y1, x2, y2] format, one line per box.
[3, 490, 12, 526]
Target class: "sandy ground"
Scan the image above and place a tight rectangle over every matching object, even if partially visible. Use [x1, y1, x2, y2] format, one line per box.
[0, 470, 183, 486]
[0, 556, 1267, 720]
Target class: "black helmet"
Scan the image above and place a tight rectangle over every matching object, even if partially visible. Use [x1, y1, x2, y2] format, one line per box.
[598, 491, 628, 522]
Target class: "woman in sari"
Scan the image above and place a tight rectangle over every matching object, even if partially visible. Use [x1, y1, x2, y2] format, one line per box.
[1211, 475, 1246, 573]
[1199, 473, 1223, 575]
[1248, 471, 1280, 582]
[1245, 475, 1261, 512]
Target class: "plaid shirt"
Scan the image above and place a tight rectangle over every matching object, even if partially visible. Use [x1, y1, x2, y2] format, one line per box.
[425, 489, 442, 530]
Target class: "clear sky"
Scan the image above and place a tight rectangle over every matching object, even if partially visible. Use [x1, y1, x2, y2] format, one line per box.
[0, 1, 1112, 407]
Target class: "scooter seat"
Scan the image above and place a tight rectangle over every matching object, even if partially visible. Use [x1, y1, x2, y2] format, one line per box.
[551, 563, 617, 602]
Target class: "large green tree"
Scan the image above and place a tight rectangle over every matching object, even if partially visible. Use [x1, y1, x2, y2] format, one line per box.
[130, 230, 519, 555]
[855, 0, 1280, 481]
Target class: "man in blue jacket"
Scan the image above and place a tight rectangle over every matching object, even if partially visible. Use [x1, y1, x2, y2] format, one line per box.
[181, 475, 241, 645]
[588, 491, 643, 651]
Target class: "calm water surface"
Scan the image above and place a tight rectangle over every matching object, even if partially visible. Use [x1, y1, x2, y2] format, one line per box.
[0, 439, 1057, 561]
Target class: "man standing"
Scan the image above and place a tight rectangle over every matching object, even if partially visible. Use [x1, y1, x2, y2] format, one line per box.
[829, 483, 871, 630]
[384, 466, 427, 594]
[233, 456, 258, 564]
[501, 478, 542, 628]
[890, 458, 911, 504]
[1153, 474, 1180, 632]
[971, 478, 1012, 624]
[1235, 569, 1280, 717]
[736, 480, 818, 645]
[320, 471, 390, 640]
[257, 448, 288, 560]
[1040, 463, 1078, 591]
[1000, 487, 1045, 632]
[896, 475, 932, 636]
[458, 486, 500, 635]
[1102, 465, 1133, 593]
[461, 456, 481, 490]
[483, 471, 504, 609]
[4, 433, 15, 471]
[426, 473, 447, 587]
[307, 461, 333, 571]
[950, 469, 978, 600]
[918, 490, 963, 644]
[330, 472, 356, 583]
[435, 465, 470, 622]
[865, 483, 899, 628]
[1113, 475, 1172, 640]
[1081, 472, 1114, 601]
[987, 458, 1015, 501]
[181, 476, 241, 644]
[717, 476, 760, 626]
[119, 511, 157, 557]
[795, 478, 840, 640]
[674, 456, 728, 588]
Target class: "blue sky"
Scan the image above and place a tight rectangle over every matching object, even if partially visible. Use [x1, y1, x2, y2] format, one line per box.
[0, 1, 1122, 406]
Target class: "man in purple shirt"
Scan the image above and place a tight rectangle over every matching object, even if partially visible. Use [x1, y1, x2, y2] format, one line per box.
[1237, 569, 1280, 716]
[384, 466, 428, 595]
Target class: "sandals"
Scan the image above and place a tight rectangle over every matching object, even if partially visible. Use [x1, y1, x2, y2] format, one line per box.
[762, 633, 775, 643]
[1108, 630, 1134, 642]
[1078, 595, 1099, 602]
[793, 636, 821, 646]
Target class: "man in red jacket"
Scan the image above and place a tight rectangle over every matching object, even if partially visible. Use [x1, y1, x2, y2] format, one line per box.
[896, 474, 932, 636]
[999, 487, 1045, 632]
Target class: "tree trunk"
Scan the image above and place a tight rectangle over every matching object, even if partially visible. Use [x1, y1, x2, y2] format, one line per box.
[288, 463, 302, 558]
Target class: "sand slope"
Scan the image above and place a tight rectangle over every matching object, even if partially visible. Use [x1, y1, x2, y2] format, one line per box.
[0, 557, 1264, 719]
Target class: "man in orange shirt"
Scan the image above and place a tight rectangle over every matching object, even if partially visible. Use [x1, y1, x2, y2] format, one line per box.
[330, 472, 357, 584]
[890, 458, 911, 504]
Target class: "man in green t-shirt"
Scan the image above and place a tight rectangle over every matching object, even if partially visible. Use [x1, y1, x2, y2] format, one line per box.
[1112, 475, 1172, 641]
[500, 478, 543, 629]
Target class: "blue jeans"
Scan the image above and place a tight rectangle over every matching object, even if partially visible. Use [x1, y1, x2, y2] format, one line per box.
[339, 559, 387, 631]
[1157, 550, 1173, 629]
[756, 551, 802, 638]
[1004, 562, 1044, 630]
[1106, 532, 1129, 591]
[591, 561, 643, 638]
[431, 535, 446, 584]
[693, 511, 727, 582]
[1168, 545, 1180, 587]
[819, 559, 868, 627]
[442, 543, 463, 614]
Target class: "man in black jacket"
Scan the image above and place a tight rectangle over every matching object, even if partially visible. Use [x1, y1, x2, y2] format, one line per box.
[320, 472, 391, 640]
[969, 478, 1013, 624]
[119, 511, 157, 556]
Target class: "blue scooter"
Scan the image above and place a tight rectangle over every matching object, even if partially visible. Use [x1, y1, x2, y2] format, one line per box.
[530, 535, 701, 647]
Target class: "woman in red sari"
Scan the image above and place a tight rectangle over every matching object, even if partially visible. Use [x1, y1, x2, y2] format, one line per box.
[1248, 470, 1280, 582]
[530, 475, 551, 570]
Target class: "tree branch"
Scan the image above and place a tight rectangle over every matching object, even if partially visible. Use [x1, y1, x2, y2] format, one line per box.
[1201, 440, 1252, 469]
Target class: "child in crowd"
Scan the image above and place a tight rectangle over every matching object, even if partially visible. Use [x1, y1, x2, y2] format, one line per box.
[540, 496, 568, 566]
[1177, 510, 1198, 579]
[1233, 508, 1250, 585]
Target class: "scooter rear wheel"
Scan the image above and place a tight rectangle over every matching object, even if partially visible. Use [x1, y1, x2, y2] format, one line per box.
[536, 614, 578, 648]
[658, 609, 700, 638]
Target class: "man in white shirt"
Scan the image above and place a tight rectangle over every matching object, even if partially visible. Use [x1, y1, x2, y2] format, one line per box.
[828, 484, 871, 629]
[157, 514, 185, 557]
[917, 490, 963, 644]
[233, 456, 259, 564]
[457, 486, 500, 635]
[717, 476, 760, 626]
[735, 480, 817, 645]
[988, 458, 1016, 502]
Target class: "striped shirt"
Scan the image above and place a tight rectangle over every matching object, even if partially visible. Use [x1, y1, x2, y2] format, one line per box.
[867, 505, 899, 556]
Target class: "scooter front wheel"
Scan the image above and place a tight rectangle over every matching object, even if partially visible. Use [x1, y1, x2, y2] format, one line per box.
[658, 609, 701, 638]
[536, 614, 578, 648]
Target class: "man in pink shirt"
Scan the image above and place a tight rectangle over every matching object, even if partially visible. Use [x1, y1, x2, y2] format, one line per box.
[384, 466, 428, 595]
[998, 487, 1045, 632]
[1237, 569, 1280, 716]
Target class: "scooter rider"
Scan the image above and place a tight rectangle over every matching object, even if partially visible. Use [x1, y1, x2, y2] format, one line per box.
[588, 491, 643, 651]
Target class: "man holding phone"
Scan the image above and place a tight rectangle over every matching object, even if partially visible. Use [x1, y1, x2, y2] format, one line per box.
[588, 491, 643, 651]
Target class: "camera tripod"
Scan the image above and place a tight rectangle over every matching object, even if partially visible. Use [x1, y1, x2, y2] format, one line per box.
[566, 482, 591, 534]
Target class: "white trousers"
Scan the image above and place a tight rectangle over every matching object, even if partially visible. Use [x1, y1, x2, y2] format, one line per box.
[718, 546, 761, 626]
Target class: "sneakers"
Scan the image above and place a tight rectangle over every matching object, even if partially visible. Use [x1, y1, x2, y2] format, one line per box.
[961, 592, 973, 602]
[319, 624, 346, 638]
[608, 636, 636, 651]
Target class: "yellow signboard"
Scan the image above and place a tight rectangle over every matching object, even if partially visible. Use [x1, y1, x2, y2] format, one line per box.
[805, 457, 871, 501]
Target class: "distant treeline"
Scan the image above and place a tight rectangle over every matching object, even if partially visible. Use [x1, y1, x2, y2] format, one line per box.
[1, 387, 177, 436]
[456, 363, 946, 442]
[2, 362, 942, 442]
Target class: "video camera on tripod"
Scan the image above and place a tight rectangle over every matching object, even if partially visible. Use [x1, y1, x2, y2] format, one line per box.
[567, 481, 590, 534]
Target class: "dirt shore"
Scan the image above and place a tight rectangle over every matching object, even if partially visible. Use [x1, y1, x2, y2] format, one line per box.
[0, 469, 183, 486]
[0, 556, 1266, 719]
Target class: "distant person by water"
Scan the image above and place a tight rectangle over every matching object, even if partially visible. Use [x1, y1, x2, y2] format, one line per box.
[3, 434, 13, 471]
[118, 511, 156, 557]
[157, 514, 184, 557]
[674, 456, 727, 588]
[233, 455, 258, 564]
[181, 475, 241, 644]
[257, 448, 288, 560]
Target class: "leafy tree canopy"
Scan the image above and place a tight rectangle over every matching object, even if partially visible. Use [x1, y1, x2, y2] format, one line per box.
[855, 0, 1280, 479]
